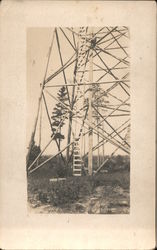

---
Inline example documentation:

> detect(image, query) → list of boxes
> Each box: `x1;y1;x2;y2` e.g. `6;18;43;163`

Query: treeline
28;146;130;179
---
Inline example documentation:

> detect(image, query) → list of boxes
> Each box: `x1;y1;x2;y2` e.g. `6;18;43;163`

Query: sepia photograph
0;1;156;249
27;27;130;214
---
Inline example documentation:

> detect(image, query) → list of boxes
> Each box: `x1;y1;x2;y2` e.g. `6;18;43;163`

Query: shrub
46;176;95;206
52;164;67;178
49;178;80;206
92;171;130;190
28;168;130;207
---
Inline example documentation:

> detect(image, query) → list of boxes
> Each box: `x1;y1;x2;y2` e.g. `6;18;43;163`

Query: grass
28;168;130;208
27;154;130;213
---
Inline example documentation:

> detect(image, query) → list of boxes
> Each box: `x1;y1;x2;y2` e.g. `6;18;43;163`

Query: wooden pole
97;122;100;168
88;29;93;176
96;87;100;168
45;79;130;88
39;97;42;147
102;122;105;162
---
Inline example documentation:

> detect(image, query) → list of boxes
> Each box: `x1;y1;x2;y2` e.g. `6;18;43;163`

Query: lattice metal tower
27;27;130;176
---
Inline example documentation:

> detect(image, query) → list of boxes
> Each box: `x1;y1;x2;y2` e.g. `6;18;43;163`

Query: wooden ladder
72;27;88;177
73;139;83;176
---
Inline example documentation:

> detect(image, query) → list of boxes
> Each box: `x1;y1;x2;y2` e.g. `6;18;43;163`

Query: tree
51;86;69;150
26;142;41;168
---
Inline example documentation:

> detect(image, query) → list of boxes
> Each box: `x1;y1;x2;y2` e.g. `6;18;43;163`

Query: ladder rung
73;169;81;172
73;174;81;176
73;171;81;174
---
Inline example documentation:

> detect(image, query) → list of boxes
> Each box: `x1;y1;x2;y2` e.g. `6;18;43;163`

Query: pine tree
51;86;69;149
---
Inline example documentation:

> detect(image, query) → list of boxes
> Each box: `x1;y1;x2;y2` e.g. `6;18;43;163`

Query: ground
27;168;130;214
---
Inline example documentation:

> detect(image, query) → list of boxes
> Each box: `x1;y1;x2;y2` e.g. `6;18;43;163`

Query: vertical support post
88;29;93;176
102;123;105;162
39;97;42;147
97;125;100;167
96;94;100;168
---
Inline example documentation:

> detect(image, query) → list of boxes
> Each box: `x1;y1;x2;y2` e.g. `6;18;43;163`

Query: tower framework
27;27;130;176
